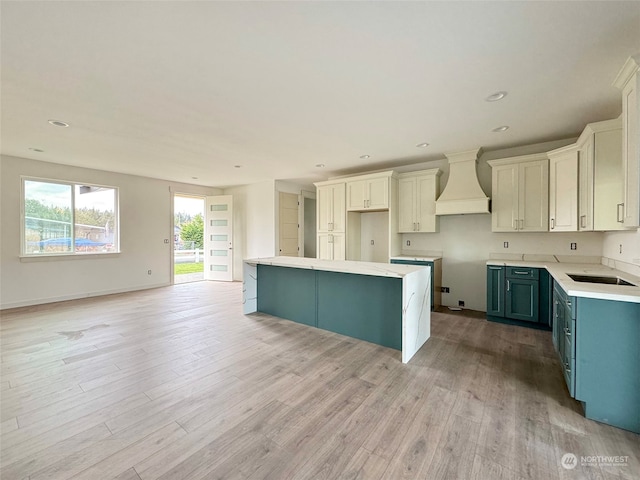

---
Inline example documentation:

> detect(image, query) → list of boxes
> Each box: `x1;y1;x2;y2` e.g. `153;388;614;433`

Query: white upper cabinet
315;181;345;233
346;172;392;211
613;54;640;228
488;154;549;232
577;118;624;231
397;169;441;233
548;145;579;232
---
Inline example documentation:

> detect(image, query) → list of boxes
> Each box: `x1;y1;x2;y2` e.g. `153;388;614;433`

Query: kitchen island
243;256;431;363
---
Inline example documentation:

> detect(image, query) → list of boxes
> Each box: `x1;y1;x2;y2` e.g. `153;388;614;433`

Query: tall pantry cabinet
314;180;346;260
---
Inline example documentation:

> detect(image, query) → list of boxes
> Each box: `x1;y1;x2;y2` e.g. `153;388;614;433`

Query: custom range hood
435;148;490;215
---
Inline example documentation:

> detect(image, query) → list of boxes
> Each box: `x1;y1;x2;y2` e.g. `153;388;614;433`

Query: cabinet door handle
580;215;586;228
617;203;624;223
513;270;529;275
567;300;572;307
513;219;518;230
413;223;416;231
417;222;420;231
519;219;523;230
563;327;571;337
506;280;510;291
550;218;555;230
488;266;502;270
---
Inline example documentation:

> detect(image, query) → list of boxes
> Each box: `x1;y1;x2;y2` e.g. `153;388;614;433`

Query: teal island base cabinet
553;281;640;434
243;257;431;363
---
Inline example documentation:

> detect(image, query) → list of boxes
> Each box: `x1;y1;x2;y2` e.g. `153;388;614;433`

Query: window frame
20;176;120;258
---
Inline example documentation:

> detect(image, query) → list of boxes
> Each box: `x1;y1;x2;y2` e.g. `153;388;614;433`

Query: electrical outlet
370;240;374;245
458;300;465;307
147;270;152;275
570;243;577;250
164;239;169;244
406;240;410;246
503;241;509;248
441;287;450;293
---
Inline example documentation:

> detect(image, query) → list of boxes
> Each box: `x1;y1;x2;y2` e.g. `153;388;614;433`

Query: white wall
0;155;219;309
602;228;640;276
224;180;276;281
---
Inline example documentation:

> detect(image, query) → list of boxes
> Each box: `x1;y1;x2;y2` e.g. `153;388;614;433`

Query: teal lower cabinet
486;266;505;317
486;266;551;328
505;278;539;322
257;265;403;351
552;281;640;433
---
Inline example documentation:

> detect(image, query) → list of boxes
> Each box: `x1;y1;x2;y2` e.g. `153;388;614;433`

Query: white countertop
486;259;640;303
390;255;442;262
245;256;427;279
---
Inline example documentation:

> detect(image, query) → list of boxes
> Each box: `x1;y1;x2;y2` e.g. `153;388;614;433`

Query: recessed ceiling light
48;119;69;127
492;125;510;132
315;164;325;168
416;143;429;148
360;155;371;159
234;165;242;168
29;147;44;152
485;91;508;102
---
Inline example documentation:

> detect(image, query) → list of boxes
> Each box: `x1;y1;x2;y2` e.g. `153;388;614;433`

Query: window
22;178;119;256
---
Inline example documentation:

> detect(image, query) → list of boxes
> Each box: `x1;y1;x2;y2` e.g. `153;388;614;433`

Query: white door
279;192;299;256
204;195;233;281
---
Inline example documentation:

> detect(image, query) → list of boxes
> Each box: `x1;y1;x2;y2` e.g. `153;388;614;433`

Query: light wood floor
1;281;638;480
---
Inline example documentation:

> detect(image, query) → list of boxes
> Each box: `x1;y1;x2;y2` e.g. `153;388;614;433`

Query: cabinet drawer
562;348;575;397
506;267;539;279
563;316;575;340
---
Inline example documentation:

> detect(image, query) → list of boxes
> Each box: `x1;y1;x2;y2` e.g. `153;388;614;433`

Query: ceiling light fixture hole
485;91;507;102
48;119;69;127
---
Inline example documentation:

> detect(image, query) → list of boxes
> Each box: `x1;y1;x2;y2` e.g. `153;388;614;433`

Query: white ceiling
2;1;639;188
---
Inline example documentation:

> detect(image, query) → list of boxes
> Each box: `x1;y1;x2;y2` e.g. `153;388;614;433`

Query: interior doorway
303;197;316;258
174;194;205;284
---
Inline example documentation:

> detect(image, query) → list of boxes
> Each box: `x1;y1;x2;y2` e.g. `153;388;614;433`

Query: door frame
299;190;316;257
170;190;207;285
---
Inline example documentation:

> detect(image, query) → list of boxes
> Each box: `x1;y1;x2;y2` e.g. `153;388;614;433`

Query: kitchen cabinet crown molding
397;168;442;179
612;54;640;90
576;117;622;146
547;142;580;158
487;152;549;167
314;178;346;187
325;170;397;183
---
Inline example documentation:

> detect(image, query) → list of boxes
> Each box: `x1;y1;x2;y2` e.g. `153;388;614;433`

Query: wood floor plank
1;423;112;479
1;281;637;480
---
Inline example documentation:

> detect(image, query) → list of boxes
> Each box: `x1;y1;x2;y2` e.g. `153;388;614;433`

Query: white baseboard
0;282;171;311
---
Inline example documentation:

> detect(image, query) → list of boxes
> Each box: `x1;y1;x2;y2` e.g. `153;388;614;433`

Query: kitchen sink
567;274;637;287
